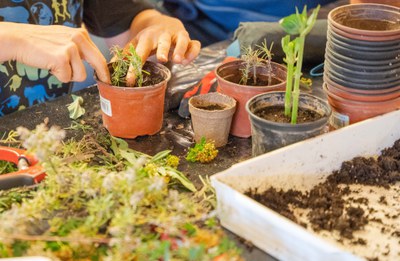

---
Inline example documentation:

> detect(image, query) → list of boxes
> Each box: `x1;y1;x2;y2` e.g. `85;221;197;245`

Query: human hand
128;10;201;64
0;22;110;84
124;10;201;86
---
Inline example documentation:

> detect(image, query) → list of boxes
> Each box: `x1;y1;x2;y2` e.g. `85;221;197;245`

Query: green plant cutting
0;124;242;260
110;43;149;87
280;5;320;124
186;137;219;163
239;39;274;86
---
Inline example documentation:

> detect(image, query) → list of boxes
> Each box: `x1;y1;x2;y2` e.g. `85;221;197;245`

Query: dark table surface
0;69;325;259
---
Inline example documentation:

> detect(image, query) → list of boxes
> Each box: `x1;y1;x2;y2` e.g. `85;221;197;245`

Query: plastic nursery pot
96;61;171;139
324;63;400;90
350;0;400;8
323;74;400;96
328;27;400;48
325;86;400;125
324;54;400;82
323;81;400;103
188;92;236;147
328;4;400;41
215;60;287;138
246;91;331;156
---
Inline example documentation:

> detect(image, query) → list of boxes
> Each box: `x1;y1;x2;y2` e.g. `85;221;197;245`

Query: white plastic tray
211;110;400;261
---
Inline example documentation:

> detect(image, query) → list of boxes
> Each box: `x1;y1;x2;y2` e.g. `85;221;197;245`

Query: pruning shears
0;146;45;190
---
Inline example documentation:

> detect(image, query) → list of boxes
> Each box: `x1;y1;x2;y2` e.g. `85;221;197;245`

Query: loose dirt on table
246;139;400;261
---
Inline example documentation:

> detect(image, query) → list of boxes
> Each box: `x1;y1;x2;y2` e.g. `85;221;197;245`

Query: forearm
0;22;22;62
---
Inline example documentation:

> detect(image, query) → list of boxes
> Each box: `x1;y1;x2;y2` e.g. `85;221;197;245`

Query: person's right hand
0;22;110;84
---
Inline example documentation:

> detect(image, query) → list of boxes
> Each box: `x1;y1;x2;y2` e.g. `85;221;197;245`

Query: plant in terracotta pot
246;5;331;156
215;41;287;138
96;44;171;139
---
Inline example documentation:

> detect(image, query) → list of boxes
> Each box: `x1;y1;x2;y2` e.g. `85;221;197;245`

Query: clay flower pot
325;86;400;125
96;61;171;139
189;92;236;147
246;92;331;156
215;60;287;138
350;0;400;8
328;4;400;42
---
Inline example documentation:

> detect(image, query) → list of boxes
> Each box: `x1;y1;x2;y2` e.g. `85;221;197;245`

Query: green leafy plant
0;124;242;260
280;5;320;124
239;39;274;86
110;43;149;87
186;137;218;163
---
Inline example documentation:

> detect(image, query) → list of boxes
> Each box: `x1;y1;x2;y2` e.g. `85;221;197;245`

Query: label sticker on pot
330;111;349;130
100;95;112;117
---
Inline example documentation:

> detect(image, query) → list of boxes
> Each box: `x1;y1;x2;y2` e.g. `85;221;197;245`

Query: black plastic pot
324;64;400;90
327;41;400;61
246;92;331;156
325;58;400;82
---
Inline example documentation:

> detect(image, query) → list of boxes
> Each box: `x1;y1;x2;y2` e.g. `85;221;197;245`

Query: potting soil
246;139;400;261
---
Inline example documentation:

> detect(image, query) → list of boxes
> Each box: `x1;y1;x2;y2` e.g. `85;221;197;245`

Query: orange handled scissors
0;146;45;190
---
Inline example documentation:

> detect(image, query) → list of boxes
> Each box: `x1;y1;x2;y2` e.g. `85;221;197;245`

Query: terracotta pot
350;0;400;8
323;81;400;103
328;4;400;41
215;60;287;138
96;62;171;139
189;92;236;147
325;87;400;125
246;92;331;156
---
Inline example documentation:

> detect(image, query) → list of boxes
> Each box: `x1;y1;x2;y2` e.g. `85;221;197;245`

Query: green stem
284;62;294;117
291;36;305;124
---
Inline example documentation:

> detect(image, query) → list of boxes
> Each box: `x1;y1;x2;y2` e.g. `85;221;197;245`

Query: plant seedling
110;43;149;87
280;5;320;124
239;39;274;86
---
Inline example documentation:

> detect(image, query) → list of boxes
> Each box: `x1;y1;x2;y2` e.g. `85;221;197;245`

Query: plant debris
186;137;219;163
0;123;242;260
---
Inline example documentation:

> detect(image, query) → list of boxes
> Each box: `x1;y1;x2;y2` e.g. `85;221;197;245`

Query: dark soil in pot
194;103;227;111
253;105;325;124
245;139;400;260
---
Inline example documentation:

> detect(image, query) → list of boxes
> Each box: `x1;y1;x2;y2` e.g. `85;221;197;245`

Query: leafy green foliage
280;5;320;124
0;160;17;175
111;43;149;87
0;124;241;260
186;137;218;163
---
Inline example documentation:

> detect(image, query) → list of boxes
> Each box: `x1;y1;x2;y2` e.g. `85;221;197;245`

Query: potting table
0;72;326;260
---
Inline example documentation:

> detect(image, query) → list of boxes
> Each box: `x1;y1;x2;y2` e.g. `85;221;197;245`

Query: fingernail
182;59;189;65
174;54;182;63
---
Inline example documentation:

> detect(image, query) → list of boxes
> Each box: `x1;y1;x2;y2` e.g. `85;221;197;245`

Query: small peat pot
96;61;171;139
246;92;331;156
189;92;237;147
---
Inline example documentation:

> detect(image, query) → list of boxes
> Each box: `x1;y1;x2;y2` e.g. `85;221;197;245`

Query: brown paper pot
189;92;237;147
96;62;171;139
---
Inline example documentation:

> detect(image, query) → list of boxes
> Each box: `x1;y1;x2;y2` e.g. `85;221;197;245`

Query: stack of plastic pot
324;3;400;128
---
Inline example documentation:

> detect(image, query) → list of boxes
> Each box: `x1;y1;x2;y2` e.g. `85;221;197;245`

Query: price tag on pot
100;95;112;117
330;111;349;130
